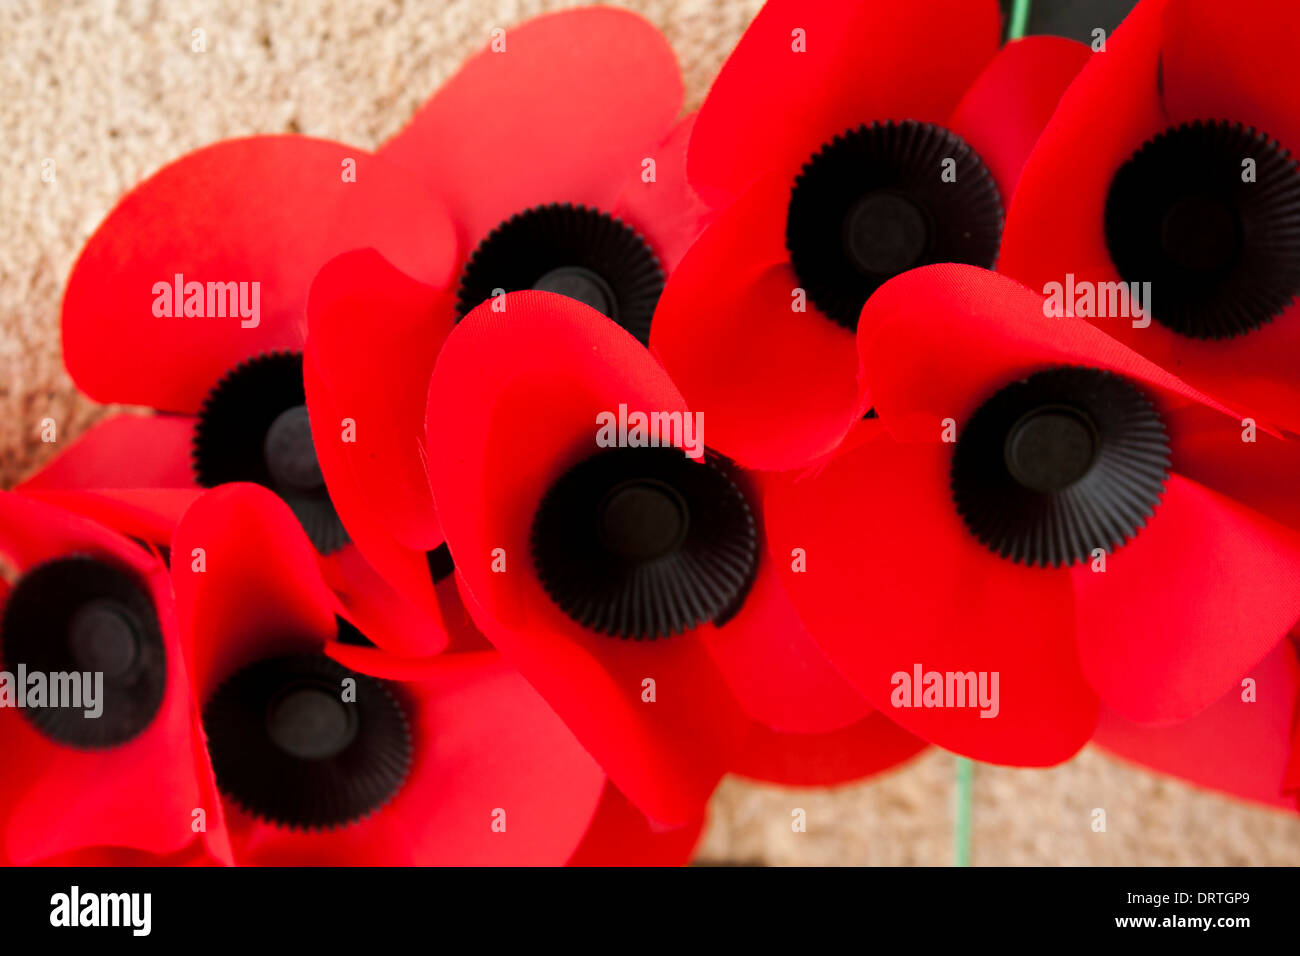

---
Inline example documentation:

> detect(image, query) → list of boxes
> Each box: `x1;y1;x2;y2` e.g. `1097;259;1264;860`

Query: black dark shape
786;121;1003;330
456;203;665;345
333;616;375;648
0;556;165;747
531;446;758;639
426;543;455;584
203;653;411;829
951;366;1170;567
1104;120;1300;339
192;352;349;553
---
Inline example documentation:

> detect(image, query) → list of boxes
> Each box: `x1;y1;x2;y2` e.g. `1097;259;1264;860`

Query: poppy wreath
1000;0;1300;436
764;264;1300;766
171;482;703;865
10;0;1300;869
649;0;1094;471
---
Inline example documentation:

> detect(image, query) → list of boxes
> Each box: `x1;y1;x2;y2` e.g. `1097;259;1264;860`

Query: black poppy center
266;681;358;760
843;191;930;276
787;121;1003;330
0;557;166;748
67;599;141;678
532;266;618;318
203;653;411;829
951;367;1170;567
531;447;758;639
598;479;689;561
457;203;665;345
263;405;325;493
1003;405;1100;493
193;352;349;553
1105;120;1300;339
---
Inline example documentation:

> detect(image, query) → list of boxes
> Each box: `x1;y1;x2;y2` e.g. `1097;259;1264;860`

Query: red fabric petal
63;136;458;413
764;422;1098;765
305;249;452;552
302;356;442;650
317;545;449;658
702;526;875;735
378;7;682;250
427;293;748;824
649;174;861;471
1163;402;1300;527
171;484;339;704
688;0;1001;205
567;781;703;866
18;413;196;489
946;36;1094;205
859;264;1234;443
1161;0;1300;156
610;112;711;275
1073;474;1300;724
1095;637;1300;812
228;652;606;865
0;492;221;864
733;712;929;788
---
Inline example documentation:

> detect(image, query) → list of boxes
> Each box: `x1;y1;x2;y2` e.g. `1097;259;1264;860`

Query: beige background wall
3;0;1298;864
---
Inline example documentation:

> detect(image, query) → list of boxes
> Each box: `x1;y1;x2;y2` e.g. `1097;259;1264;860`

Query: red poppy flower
174;482;698;864
649;0;1094;471
55;134;461;657
1001;0;1300;435
303;9;707;632
0;491;230;866
423;289;928;824
765;264;1300;765
1095;633;1300;813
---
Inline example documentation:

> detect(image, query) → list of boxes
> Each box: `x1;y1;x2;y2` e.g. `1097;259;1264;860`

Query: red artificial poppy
54;134;461;657
303;8;708;629
1095;633;1300;813
1001;0;1300;435
423;289;926;825
0;491;230;866
173;482;699;865
650;0;1094;471
765;264;1300;766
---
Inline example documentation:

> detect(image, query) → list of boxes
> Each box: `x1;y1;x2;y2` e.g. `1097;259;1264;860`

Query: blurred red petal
63;137;457;413
379;7;682;250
